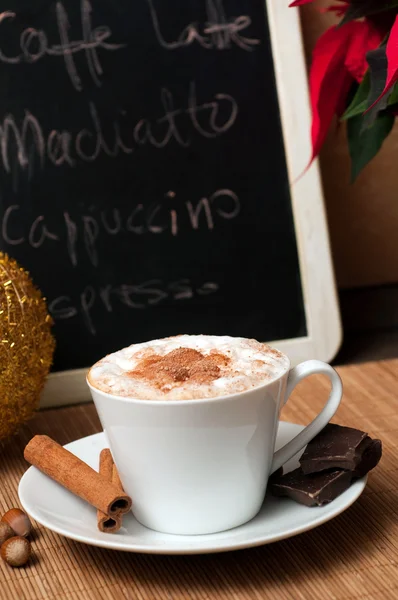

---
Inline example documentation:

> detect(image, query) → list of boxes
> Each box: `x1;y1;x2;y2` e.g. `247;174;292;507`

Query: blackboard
0;0;339;379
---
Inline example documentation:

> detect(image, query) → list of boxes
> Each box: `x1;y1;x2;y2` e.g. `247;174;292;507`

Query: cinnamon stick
112;463;123;491
24;436;132;517
97;449;122;533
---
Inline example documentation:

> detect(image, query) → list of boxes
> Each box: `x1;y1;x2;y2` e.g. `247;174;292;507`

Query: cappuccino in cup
87;335;342;535
88;334;290;400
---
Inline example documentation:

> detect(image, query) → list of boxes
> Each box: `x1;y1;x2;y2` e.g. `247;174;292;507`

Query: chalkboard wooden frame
40;0;341;408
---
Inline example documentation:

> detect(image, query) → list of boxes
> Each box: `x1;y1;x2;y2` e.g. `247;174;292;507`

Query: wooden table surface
0;359;397;600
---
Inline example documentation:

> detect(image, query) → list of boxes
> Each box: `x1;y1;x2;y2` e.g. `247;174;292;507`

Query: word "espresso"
50;279;219;335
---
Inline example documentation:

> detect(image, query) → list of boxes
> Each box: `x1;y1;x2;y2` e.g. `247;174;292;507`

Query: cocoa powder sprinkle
127;348;230;390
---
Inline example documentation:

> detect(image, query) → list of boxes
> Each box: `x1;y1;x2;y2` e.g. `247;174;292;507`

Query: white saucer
19;422;366;555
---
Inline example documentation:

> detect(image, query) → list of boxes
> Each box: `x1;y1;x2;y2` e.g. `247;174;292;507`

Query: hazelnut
1;508;32;537
1;536;31;567
0;522;14;545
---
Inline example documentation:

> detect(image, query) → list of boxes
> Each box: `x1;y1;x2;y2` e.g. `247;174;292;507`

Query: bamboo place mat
0;359;397;600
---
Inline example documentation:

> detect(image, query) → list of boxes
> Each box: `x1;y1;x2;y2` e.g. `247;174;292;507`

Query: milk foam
88;335;289;400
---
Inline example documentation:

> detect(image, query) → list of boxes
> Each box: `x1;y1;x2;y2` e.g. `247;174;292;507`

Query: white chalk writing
0;83;238;181
1;188;240;266
147;0;260;51
0;0;125;91
0;0;258;345
49;279;220;334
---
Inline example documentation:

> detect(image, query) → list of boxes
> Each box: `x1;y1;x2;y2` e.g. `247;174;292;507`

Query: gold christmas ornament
0;253;55;441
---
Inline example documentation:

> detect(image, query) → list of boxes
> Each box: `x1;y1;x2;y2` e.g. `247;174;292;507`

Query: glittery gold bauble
0;253;55;441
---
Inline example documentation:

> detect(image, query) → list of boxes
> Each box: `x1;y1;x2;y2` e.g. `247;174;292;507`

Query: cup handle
270;360;343;474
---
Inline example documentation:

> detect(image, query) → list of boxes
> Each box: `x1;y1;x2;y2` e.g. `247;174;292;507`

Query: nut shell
1;508;32;537
0;521;14;545
1;536;31;567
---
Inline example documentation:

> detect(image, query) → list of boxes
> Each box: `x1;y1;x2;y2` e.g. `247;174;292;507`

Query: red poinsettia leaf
336;73;354;118
368;16;398;110
308;24;355;161
289;1;315;6
344;21;384;83
322;5;348;17
290;0;348;8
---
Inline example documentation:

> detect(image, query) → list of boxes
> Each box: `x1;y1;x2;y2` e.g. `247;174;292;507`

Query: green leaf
342;74;370;121
362;47;390;129
347;112;394;181
387;83;398;106
341;46;391;126
340;0;398;25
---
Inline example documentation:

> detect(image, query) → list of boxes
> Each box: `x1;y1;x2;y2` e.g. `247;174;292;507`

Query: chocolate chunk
268;467;283;482
353;439;382;478
300;424;369;474
270;468;352;506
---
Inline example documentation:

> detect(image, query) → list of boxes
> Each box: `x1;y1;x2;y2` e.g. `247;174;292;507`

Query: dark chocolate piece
353;439;382;478
300;424;369;474
268;467;283;482
270;468;352;506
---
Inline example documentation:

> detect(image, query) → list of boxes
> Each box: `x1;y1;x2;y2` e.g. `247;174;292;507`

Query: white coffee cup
87;357;342;535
